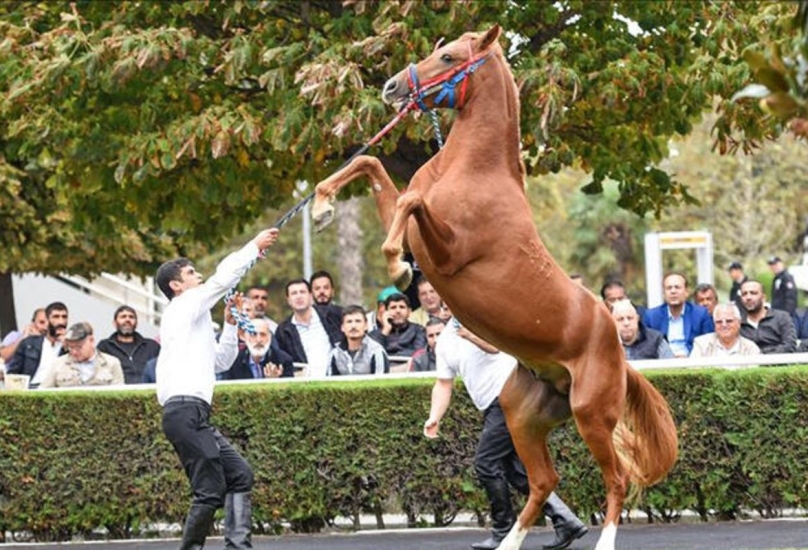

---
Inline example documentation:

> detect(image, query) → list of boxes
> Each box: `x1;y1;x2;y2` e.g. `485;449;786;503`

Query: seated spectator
409;276;451;326
738;280;797;354
369;292;427;358
96;305;160;384
693;283;718;316
367;286;398;331
39;322;124;388
245;284;278;332
328;305;389;376
8;301;70;387
691;303;760;358
611;300;674;360
310;270;337;306
0;308;48;368
220;317;294;379
643;272;714;357
274;278;342;378
411;317;446;372
600;279;627;311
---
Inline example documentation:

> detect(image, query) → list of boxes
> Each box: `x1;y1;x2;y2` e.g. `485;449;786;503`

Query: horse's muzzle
381;75;406;105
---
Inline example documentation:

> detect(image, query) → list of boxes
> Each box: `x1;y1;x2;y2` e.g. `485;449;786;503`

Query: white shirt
156;242;258;405
294;310;332;379
666;309;687;356
30;338;62;386
435;321;517;411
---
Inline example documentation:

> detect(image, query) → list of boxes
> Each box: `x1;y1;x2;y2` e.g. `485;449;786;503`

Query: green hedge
1;367;807;540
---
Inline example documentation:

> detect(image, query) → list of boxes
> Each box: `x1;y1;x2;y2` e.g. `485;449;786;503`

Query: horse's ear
479;25;502;51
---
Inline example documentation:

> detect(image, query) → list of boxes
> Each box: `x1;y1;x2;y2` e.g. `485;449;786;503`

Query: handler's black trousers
474;398;529;493
162;396;254;548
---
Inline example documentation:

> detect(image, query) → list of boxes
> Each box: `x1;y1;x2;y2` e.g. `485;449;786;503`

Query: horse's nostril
383;79;398;94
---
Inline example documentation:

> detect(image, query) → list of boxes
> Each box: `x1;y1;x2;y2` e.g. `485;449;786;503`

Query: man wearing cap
39;322;124;388
768;256;798;315
728;262;748;307
155;227;280;550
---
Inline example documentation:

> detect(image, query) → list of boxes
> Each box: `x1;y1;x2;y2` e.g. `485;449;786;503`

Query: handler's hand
224;292;243;326
423;417;440;439
253;228;280;253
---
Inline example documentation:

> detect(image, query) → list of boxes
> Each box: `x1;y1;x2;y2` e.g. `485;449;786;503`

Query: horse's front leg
312;155;400;232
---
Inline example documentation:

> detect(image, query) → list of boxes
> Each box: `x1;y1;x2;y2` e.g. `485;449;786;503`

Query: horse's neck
445;55;523;181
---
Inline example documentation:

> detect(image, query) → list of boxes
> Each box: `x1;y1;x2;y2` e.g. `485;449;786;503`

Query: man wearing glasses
691;303;760;358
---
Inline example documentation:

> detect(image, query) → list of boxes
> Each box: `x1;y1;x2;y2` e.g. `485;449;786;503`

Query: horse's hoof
312;202;335;233
392;263;413;291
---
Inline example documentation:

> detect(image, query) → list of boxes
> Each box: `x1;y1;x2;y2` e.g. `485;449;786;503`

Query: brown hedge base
1;367;807;541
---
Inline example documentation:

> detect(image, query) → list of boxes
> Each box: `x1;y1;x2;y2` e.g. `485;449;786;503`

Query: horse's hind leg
380;190;423;290
312;155;400;232
570;358;628;550
496;366;579;550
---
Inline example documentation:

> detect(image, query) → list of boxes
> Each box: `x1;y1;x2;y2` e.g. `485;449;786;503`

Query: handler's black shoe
471;536;502;550
541;523;588;550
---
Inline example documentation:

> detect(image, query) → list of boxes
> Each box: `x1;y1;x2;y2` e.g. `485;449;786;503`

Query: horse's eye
440;54;453;63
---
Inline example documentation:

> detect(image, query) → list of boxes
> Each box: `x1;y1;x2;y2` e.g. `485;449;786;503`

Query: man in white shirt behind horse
424;319;588;550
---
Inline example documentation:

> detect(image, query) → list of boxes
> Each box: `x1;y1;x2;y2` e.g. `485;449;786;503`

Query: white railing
18;353;808;393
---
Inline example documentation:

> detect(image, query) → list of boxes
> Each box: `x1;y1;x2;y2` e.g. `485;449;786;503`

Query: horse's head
382;25;502;112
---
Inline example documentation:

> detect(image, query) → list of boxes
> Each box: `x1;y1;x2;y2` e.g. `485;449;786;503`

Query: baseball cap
64;322;93;342
728;262;743;271
376;285;398;303
767;256;782;265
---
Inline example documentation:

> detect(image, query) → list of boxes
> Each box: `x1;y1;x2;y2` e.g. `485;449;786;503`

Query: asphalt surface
2;520;807;549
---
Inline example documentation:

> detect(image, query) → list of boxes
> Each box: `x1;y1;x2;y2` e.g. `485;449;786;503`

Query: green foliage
0;1;782;279
2;368;808;540
727;2;808;142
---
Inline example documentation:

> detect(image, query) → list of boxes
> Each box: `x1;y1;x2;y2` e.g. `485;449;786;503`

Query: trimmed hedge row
1;367;807;540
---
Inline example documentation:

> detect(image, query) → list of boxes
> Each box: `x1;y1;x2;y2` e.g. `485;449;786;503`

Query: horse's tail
613;366;678;488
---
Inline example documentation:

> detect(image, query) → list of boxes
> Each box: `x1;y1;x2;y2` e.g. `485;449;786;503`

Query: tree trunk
337;197;364;307
0;272;18;337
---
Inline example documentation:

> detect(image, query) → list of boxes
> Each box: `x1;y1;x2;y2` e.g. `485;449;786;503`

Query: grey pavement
2;520;807;549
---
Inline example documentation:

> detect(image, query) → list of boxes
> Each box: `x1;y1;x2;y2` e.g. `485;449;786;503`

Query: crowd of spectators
3;255;808;389
0;269;458;388
602;257;807;363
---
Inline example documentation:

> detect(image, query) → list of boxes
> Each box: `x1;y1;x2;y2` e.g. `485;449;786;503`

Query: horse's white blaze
497;520;529;550
594;522;617;550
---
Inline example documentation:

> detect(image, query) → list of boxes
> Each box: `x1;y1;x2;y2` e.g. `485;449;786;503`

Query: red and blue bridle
406;47;489;112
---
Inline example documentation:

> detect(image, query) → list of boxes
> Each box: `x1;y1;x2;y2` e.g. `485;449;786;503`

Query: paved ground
2;520;807;549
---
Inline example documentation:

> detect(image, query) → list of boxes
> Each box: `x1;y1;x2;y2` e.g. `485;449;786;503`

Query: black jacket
220;345;295;379
274;304;343;363
96;332;161;384
740;308;797;354
8;335;65;377
369;322;427;357
771;270;798;315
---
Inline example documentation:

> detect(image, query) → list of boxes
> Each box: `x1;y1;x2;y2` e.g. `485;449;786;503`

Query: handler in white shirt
155;227;279;550
423;319;587;550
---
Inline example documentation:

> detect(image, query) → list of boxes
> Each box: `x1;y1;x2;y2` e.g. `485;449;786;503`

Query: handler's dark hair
156;258;192;300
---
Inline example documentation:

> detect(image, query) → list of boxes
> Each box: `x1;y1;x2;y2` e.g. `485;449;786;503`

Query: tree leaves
0;0;791;279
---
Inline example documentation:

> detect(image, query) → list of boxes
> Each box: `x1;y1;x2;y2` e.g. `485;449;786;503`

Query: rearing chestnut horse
312;25;677;550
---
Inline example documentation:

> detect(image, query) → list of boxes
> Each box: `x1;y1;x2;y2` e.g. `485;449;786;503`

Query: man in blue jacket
642;272;714;357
